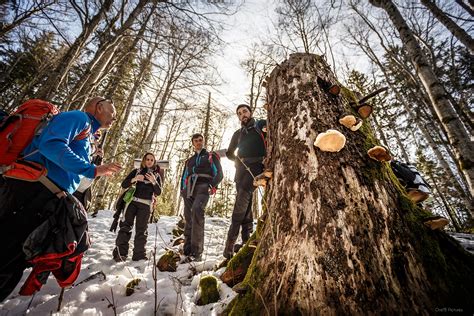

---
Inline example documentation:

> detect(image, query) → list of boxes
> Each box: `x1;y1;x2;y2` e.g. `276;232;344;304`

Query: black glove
110;218;119;232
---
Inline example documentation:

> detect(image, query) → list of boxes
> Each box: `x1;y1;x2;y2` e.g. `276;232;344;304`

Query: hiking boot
182;254;202;263
132;255;148;261
223;239;235;259
233;244;242;253
113;255;127;263
112;247;127;262
423;216;449;230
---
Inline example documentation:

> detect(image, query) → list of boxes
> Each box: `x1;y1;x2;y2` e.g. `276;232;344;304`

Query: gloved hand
209;186;217;195
110;218;119;232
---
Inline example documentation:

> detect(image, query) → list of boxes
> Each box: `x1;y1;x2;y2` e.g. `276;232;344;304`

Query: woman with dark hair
112;152;161;262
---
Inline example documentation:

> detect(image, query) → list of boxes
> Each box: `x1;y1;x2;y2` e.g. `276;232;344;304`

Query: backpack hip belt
186;173;213;198
1;161;66;199
131;196;152;206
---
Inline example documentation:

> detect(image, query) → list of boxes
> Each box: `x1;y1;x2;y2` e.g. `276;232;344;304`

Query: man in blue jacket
180;133;223;261
0;97;121;302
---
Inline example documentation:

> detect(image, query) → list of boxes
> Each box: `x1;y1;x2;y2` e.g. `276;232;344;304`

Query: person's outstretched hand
96;163;122;177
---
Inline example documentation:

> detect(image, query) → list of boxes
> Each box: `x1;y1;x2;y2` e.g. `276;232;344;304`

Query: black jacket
180;149;223;191
226;118;266;161
121;167;162;200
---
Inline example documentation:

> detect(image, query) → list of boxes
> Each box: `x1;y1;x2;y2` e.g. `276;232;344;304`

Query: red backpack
0;99;59;166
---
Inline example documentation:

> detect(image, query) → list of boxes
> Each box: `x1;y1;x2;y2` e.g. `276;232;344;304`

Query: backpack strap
74;124;91;141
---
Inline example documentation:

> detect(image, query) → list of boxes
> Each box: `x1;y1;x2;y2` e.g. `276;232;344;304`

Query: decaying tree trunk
228;53;474;314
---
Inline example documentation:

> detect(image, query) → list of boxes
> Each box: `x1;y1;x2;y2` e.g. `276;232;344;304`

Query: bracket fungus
407;188;430;203
314;129;346;152
253;170;273;187
357;104;373;119
367;146;392;162
339;115;363;131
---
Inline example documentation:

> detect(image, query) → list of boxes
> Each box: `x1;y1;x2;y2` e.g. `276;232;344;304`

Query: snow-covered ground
0;210;237;315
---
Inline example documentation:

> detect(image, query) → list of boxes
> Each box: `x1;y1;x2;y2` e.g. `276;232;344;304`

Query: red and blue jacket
22;111;100;193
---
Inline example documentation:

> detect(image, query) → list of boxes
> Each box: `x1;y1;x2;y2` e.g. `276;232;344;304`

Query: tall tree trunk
35;0;114;100
141;78;175;152
229;53;474;314
420;0;474;54
455;0;474;17
67;0;153;108
108;45;156;158
369;0;474;213
203;92;211;147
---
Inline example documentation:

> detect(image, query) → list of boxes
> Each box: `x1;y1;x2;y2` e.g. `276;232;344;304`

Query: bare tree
420;0;474;55
67;0;154;108
35;0;114;101
0;1;55;38
368;0;474;213
240;47;273;111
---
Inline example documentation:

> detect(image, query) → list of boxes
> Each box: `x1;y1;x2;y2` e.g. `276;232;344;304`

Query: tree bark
420;0;474;54
229;53;474;314
203;92;211;147
35;0;114;100
369;0;474;213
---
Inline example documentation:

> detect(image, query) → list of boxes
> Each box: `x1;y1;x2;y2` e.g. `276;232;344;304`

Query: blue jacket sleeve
37;111;96;178
180;161;188;191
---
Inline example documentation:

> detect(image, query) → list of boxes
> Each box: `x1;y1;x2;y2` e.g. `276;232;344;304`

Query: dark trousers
223;160;262;258
113;200;151;260
223;187;254;257
182;184;210;257
0;178;56;302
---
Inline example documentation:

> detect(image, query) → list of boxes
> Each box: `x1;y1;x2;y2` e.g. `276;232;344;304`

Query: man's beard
241;116;250;124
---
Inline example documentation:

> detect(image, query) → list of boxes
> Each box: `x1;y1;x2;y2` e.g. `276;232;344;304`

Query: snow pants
113;200;151;260
182;183;210;257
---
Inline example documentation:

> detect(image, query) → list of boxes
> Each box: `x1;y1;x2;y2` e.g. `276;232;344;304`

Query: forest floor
0;211;472;315
0;210;237;315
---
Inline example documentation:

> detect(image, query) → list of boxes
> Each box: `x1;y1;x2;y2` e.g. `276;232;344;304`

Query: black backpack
390;160;431;193
0;109;7;121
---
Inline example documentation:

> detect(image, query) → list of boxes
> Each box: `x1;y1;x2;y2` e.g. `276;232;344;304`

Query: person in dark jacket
73;130;103;213
180;133;223;261
112;152;162;262
223;104;266;259
0;97;121;302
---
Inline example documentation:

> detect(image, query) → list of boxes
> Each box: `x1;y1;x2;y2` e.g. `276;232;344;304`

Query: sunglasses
96;98;113;106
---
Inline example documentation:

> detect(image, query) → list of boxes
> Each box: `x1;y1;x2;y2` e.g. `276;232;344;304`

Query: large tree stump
229;53;474;314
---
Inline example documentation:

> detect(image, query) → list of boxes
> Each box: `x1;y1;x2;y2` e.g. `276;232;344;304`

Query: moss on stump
197;275;220;305
157;249;180;272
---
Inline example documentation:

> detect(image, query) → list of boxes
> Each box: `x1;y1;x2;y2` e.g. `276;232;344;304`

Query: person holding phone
112;152;161;262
